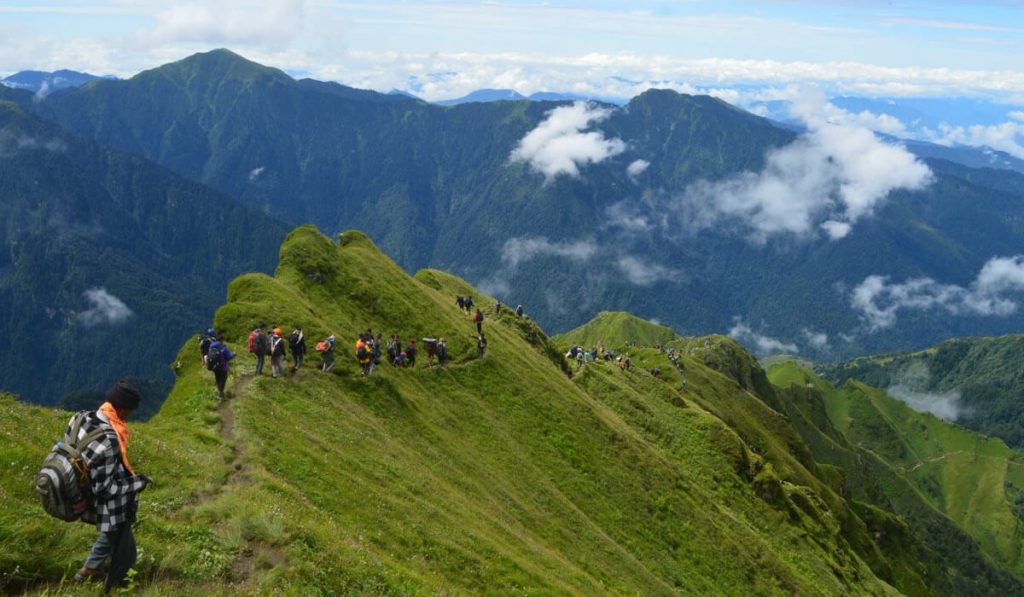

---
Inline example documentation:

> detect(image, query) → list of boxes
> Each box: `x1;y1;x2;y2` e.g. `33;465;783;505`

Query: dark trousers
255;353;265;374
214;368;228;397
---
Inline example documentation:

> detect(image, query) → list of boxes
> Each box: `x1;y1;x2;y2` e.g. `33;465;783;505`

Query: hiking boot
74;567;102;582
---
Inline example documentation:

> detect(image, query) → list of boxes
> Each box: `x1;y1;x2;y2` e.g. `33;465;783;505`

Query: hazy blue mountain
0;98;286;414
902;139;1024;175
1;69;113;94
437;88;527;105
27;49;1024;362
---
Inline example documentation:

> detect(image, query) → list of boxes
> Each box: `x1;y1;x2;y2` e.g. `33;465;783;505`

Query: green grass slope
769;362;1024;587
4;225;1014;595
819;335;1024;450
553;311;678;349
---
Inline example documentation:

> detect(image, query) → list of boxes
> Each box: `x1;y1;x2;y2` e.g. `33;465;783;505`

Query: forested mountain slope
29;50;1024;360
0;97;287;413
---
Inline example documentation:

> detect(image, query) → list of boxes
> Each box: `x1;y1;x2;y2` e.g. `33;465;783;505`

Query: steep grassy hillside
3;226;1021;595
553;310;678;348
770;362;1024;583
819;335;1024;450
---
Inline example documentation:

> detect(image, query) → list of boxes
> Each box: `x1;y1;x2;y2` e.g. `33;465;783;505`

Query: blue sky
1;0;1022;101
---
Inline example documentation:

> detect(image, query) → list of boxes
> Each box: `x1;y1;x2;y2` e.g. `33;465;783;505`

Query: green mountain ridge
3;226;1023;594
770;362;1024;585
553;310;678;348
819;335;1024;450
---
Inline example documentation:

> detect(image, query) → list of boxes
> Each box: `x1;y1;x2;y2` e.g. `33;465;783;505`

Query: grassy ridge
769;362;1024;589
553;311;678;349
3;225;1018;594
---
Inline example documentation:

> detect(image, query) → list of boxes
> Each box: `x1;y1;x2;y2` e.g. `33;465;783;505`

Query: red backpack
247;330;259;353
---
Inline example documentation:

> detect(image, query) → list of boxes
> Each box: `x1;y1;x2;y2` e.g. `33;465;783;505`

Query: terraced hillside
2;226;1020;594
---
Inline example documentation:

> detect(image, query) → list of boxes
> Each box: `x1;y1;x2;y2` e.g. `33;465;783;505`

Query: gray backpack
34;412;106;521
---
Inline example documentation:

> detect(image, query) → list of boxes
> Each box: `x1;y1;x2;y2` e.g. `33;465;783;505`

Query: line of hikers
195;294;512;396
198;324;460;394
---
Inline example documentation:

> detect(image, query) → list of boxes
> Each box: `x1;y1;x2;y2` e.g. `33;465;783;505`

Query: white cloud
923;120;1024;160
78;288;133;327
728;320;798;355
1009;111;1024;122
887;384;964;421
146;0;307;47
0;132;67;157
509;101;626;182
852;255;1024;330
627;159;650;178
678;88;932;243
249;166;264;181
802;329;830;351
615;256;680;286
605;202;653;233
500;236;597;269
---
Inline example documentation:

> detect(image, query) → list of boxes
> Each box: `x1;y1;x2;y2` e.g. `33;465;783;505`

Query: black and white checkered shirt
66;410;148;532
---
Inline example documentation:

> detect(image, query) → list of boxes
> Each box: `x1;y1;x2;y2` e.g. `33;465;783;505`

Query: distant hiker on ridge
515;304;524;318
437;338;448;367
289;327;306;371
424;337;438;367
270;328;287;378
318;335;337;372
405;340;417;367
477;333;487;359
207;334;235;399
473;308;484;334
248;322;269;375
198;327;215;368
356;334;372;375
70;381;154;589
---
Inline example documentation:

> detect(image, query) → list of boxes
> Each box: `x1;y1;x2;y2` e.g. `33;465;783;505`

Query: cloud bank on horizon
2;0;1023;103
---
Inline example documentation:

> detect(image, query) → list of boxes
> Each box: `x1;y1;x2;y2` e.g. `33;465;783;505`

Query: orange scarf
99;402;135;475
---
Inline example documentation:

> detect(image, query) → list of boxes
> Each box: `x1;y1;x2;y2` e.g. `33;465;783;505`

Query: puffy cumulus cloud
887;385;965;421
678;89;932;243
627;159;650;178
510;102;626;182
78;288;133;327
249;166;265;181
500;236;597;269
728;320;798;355
615;256;680;286
852;255;1024;330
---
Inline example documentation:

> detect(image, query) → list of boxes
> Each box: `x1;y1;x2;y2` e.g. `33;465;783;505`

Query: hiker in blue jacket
208;334;236;399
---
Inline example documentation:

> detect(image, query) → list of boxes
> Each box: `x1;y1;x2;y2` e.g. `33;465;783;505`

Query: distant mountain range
1;69;115;94
4;48;1024;406
437;88;617;106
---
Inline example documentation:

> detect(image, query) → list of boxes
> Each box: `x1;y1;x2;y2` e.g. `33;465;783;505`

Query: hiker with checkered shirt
71;381;154;588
